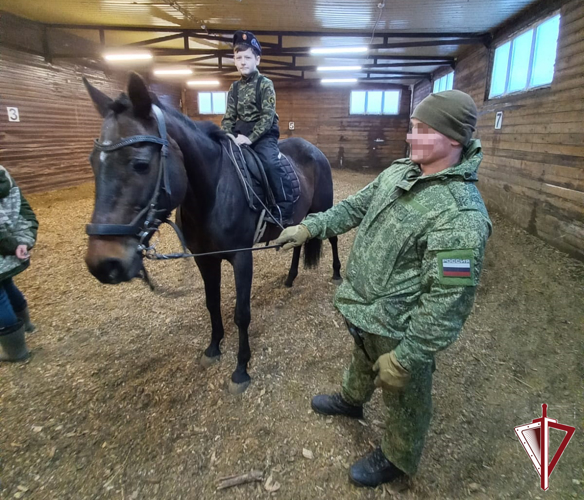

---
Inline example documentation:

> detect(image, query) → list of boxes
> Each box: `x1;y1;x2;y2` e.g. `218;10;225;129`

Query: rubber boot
15;306;35;333
0;320;30;362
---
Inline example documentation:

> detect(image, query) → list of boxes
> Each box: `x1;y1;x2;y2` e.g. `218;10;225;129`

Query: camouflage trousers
341;329;433;476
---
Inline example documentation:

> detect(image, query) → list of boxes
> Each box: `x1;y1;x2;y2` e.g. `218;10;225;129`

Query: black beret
233;30;262;55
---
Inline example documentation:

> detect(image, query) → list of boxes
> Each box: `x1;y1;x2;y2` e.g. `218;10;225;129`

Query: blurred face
406;118;460;165
234;48;260;76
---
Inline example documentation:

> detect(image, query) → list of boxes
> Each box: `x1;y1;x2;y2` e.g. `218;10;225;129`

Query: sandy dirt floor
0;169;583;500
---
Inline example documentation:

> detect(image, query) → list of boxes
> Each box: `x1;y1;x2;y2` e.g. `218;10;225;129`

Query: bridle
85;104;173;247
85;104;285;269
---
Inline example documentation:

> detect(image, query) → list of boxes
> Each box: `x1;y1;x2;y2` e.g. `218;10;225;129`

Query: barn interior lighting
321;78;358;84
187;80;221;86
154;68;193;76
103;52;153;61
317;65;362;72
310;46;368;55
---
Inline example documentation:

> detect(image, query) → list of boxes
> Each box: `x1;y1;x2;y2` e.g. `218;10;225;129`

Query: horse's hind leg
284;246;302;287
329;236;342;285
229;251;253;394
196;256;224;368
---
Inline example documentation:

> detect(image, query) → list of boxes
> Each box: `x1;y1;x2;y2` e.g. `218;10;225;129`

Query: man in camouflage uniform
221;30;294;226
275;90;492;487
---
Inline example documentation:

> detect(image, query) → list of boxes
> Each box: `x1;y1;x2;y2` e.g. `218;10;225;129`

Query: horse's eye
133;161;150;174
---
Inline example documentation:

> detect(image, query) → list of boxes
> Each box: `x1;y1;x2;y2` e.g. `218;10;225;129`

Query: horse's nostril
98;258;125;284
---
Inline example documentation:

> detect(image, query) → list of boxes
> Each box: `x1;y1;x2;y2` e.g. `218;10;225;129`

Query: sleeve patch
437;249;475;286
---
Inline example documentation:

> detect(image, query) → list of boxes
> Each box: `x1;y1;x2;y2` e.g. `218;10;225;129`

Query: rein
139;218;283;261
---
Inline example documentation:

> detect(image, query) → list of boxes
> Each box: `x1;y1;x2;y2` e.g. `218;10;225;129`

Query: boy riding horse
221;30;294;226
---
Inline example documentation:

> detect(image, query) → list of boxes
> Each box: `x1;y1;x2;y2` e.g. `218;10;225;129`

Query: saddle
224;137;301;214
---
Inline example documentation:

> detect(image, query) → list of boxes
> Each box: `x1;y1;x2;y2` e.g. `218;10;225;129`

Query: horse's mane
109;92;228;145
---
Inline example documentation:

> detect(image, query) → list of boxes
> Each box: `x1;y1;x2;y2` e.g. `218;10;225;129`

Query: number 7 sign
495;111;503;130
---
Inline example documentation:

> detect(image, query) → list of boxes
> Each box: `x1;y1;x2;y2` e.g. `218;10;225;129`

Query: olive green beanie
411;90;478;146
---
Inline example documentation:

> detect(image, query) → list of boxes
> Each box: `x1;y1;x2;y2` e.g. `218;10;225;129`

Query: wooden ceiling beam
46;23;489;41
123;33;185;47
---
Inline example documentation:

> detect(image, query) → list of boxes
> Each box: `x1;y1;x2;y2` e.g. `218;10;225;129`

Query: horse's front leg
228;250;253;394
195;256;224;368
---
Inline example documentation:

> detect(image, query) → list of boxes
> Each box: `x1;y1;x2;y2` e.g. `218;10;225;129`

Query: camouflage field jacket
302;140;492;370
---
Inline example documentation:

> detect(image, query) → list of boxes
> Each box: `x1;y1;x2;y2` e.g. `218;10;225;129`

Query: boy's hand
235;135;252;146
16;245;30;260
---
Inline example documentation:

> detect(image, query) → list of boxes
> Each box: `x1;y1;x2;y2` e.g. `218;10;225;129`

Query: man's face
234;48;260;76
406;118;459;165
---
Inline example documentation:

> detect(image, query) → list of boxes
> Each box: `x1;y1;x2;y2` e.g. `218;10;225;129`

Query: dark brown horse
83;73;341;393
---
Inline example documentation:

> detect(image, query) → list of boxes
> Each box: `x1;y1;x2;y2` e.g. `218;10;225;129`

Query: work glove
373;351;410;392
274;224;311;250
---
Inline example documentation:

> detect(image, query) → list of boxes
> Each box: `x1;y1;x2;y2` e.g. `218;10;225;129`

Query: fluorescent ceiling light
317;65;362;72
321;78;358;84
187;80;220;86
104;52;153;61
310;46;368;55
154;68;193;76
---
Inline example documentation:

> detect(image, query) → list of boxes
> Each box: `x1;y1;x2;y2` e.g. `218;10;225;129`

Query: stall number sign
7;107;20;122
495;111;503;130
289;122;295;130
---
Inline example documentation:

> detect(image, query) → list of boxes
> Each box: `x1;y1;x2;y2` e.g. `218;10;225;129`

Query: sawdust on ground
1;169;583;500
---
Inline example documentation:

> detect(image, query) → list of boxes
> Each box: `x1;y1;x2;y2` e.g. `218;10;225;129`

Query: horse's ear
128;72;152;118
83;77;113;118
149;91;162;107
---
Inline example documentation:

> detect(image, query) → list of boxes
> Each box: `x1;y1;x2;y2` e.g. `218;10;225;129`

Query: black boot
349;447;405;488
311;392;364;419
0;320;29;362
16;306;35;333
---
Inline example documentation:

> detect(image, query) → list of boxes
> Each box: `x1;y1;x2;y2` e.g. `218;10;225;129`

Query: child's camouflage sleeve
221;83;237;134
248;78;276;143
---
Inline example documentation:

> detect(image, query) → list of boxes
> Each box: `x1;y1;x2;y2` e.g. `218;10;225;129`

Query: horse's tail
303;238;322;269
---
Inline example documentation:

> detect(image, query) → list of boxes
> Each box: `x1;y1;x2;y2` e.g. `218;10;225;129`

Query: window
489;14;560;98
198;92;227;114
433;72;454;93
350;90;400;115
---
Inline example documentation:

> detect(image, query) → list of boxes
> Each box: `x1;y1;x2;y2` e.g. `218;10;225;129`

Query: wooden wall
412;0;584;260
185;80;411;171
412;79;431;110
0;46;181;194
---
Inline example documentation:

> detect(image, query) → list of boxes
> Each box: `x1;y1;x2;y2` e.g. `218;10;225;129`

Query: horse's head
83;73;187;284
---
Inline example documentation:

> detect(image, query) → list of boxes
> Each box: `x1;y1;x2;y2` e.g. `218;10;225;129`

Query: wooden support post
181;85;188;115
42;26;52;64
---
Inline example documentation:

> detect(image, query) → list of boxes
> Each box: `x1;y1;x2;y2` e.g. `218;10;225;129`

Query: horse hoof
228;379;251;395
284;280;294;288
332;277;343;286
200;354;221;369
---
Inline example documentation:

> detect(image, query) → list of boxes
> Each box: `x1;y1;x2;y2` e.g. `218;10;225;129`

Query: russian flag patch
437;250;475;286
442;258;472;278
